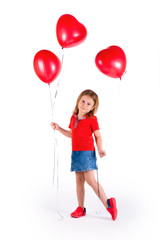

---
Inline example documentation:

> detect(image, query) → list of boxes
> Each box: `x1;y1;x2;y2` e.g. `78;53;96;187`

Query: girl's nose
84;103;87;107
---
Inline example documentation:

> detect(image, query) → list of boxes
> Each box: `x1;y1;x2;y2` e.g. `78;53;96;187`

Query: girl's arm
94;130;106;158
50;122;72;138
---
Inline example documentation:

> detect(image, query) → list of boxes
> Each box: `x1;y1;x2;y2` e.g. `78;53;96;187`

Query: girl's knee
84;171;96;186
76;172;85;184
85;176;97;187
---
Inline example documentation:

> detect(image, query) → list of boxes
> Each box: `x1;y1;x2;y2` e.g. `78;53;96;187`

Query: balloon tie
121;70;127;80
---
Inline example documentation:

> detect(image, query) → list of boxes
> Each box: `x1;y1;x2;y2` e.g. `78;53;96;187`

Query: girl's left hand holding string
98;149;106;158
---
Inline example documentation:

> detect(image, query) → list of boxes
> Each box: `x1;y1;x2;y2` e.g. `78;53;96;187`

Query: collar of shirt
73;114;86;120
73;113;93;119
73;114;86;128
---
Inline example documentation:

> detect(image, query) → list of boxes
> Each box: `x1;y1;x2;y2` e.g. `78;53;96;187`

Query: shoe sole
71;212;86;218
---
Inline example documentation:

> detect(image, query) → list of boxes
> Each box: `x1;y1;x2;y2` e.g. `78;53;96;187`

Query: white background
0;0;160;239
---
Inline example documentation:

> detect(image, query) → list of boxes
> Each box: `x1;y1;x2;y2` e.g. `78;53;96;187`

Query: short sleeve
91;117;99;132
68;115;73;129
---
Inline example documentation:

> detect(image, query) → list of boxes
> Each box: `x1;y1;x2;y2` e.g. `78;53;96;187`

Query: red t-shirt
69;114;99;151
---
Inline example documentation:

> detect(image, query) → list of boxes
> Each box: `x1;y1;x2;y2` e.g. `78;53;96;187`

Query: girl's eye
82;100;85;103
87;103;91;106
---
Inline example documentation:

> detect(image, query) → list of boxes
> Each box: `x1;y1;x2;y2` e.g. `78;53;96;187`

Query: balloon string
49;48;65;221
52;130;56;185
51;48;65;183
49;84;56;188
54;131;64;220
49;84;54;121
104;79;121;152
49;47;65;120
96;166;101;215
53;49;64;107
96;78;123;214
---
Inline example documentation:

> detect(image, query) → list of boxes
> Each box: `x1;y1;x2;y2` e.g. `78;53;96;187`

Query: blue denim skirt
71;151;98;172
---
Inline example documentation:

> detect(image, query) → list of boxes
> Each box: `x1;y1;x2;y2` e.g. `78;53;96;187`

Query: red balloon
56;14;87;48
33;50;61;84
95;46;127;79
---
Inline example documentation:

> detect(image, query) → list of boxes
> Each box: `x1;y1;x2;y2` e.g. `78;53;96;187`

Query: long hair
73;89;99;117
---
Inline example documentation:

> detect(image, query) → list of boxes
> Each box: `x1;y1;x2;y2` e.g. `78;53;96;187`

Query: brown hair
73;89;99;117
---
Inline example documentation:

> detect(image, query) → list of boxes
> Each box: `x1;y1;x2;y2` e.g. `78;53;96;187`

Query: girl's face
78;95;94;116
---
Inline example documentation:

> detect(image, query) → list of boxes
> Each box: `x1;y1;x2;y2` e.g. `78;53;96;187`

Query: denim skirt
71;151;98;172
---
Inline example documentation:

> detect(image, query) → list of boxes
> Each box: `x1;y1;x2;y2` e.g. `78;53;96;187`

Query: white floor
1;155;159;240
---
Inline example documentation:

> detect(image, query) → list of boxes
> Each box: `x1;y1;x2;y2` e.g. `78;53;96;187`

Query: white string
96;166;101;215
49;48;65;221
49;84;54;121
49;90;64;221
49;48;64;120
104;79;121;152
54;132;64;220
96;75;125;215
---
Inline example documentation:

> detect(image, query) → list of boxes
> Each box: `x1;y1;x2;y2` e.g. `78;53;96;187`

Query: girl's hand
98;149;106;158
50;122;59;130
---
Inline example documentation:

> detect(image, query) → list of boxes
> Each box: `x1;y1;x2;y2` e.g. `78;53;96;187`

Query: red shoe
71;207;86;218
107;198;118;220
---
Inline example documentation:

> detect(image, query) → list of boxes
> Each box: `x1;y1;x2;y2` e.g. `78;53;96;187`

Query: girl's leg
84;170;108;208
75;172;85;208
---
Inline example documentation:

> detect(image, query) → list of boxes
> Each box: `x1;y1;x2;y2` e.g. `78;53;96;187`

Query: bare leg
84;170;108;208
75;172;85;208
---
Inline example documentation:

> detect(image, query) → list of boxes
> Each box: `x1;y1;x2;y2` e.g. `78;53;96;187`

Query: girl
50;89;117;220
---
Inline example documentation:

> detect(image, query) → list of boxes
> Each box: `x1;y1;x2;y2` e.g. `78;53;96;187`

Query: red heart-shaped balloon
95;46;127;79
33;50;61;84
56;14;87;48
